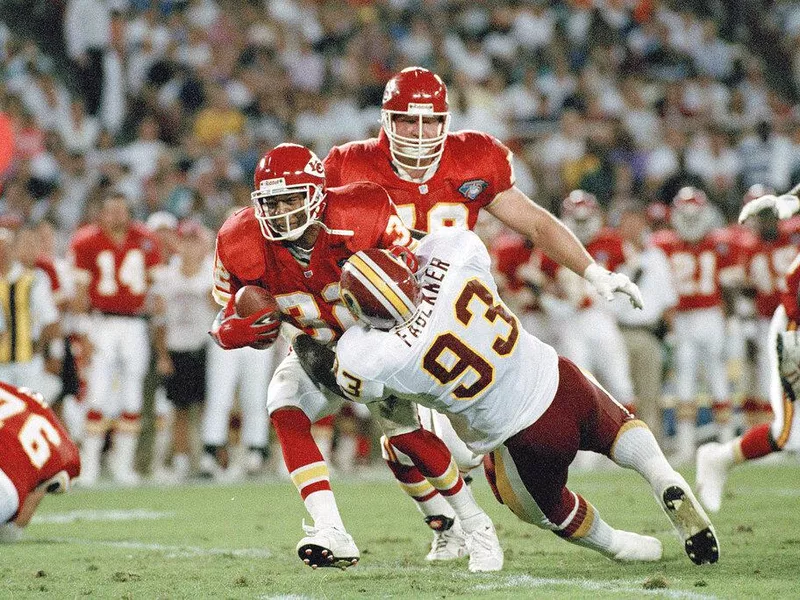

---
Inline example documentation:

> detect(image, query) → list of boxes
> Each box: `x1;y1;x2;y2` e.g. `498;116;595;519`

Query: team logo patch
458;179;488;200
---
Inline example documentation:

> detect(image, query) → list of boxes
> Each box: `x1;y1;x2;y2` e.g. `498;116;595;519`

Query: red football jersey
653;228;744;311
69;223;162;315
740;221;800;318
0;382;80;517
213;182;412;343
782;251;800;322
324;129;515;232
491;231;533;293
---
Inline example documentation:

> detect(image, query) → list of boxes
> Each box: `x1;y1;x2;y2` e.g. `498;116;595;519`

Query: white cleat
658;477;720;565
695;442;732;513
296;521;360;570
425;521;468;562
609;530;662;561
462;514;503;572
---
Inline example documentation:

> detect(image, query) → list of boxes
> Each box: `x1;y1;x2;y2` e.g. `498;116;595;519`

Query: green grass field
2;462;799;599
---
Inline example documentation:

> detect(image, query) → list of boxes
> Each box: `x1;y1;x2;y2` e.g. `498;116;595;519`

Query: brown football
235;286;280;319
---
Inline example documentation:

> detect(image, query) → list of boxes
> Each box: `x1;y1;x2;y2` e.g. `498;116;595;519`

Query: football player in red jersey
211;143;503;571
696;198;800;512
540;191;636;413
734;186;800;413
69;193;162;486
652;187;745;465
0;382;80;542
324;67;643;559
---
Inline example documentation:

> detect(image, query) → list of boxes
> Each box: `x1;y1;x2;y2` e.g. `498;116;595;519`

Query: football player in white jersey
317;228;720;565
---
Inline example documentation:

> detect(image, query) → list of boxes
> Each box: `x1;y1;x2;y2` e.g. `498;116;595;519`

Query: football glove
209;294;280;350
739;194;800;223
777;329;800;402
583;262;644;309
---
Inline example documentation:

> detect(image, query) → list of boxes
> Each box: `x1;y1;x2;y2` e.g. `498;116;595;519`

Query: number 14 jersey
335;228;558;454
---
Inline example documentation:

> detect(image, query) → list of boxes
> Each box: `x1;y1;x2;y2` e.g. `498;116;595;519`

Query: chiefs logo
303;156;325;178
382;79;399;104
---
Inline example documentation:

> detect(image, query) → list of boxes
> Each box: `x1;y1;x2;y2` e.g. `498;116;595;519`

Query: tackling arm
487;187;643;308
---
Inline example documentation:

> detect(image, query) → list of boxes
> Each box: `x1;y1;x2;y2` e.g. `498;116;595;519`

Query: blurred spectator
64;0;110;116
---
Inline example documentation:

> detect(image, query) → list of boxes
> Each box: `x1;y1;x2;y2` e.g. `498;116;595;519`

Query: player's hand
388;245;419;273
583;263;644;309
209;295;280;350
739;194;800;223
777;330;800;402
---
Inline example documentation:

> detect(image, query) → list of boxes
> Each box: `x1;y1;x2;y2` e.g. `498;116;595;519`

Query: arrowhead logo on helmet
251;144;327;241
381;67;451;171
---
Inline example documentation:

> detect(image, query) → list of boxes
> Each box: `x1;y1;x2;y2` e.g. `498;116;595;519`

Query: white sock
304;489;345;531
173;453;190;477
611;422;679;489
416;490;456;519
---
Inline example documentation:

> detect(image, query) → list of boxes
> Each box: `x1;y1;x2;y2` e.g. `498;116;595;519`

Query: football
234;285;280;319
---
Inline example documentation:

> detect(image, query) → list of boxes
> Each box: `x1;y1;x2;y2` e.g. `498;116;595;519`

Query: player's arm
487;187;643;308
32;270;64;374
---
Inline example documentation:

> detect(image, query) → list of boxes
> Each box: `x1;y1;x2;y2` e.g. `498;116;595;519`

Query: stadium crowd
1;0;800;484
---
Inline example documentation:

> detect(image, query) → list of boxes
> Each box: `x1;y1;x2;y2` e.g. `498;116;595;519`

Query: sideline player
69;193;162;485
211;143;502;571
696;197;800;512
324;66;643;558
0;382;81;542
323;228;718;565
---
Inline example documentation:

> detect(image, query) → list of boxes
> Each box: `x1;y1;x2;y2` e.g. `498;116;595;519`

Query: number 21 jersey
335;228;558;454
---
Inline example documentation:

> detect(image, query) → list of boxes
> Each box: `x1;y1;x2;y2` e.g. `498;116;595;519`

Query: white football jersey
335;228;559;453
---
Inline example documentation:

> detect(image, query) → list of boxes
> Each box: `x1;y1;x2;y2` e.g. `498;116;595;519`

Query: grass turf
2;461;799;599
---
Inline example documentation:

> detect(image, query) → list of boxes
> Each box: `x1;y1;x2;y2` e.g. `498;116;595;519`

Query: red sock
389;429;463;496
271;408;330;499
739;423;775;460
384;459;438;502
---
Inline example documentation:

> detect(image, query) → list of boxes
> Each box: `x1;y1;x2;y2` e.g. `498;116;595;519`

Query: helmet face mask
561;190;602;245
381;67;450;171
340;248;421;330
251;144;326;241
671;187;714;243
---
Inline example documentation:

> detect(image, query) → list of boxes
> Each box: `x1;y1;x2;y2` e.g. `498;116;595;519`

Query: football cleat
695;442;733;513
296;521;360;570
461;514;503;572
658;478;720;564
609;530;662;562
425;517;467;562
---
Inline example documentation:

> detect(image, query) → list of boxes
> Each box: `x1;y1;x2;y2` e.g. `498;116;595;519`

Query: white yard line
39;536;271;559
468;574;718;600
33;509;174;524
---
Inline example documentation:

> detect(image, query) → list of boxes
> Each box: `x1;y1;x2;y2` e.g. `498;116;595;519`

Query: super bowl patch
458;179;488;200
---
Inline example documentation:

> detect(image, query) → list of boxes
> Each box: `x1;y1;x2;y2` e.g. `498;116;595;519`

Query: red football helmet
381;66;451;171
251;143;326;241
560;190;603;245
671;186;715;242
340;248;421;330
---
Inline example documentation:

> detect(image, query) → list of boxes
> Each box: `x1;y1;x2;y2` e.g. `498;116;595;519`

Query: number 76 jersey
335;228;559;454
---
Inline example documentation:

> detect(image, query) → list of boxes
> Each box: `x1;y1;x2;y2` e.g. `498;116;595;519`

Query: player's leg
569;357;719;564
490;378;662;562
268;352;358;569
672;312;700;466
705;309;734;442
80;316;119;486
237;344;278;476
697;306;798;512
375;399;502;572
200;342;239;477
114;318;151;485
0;468;20;530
